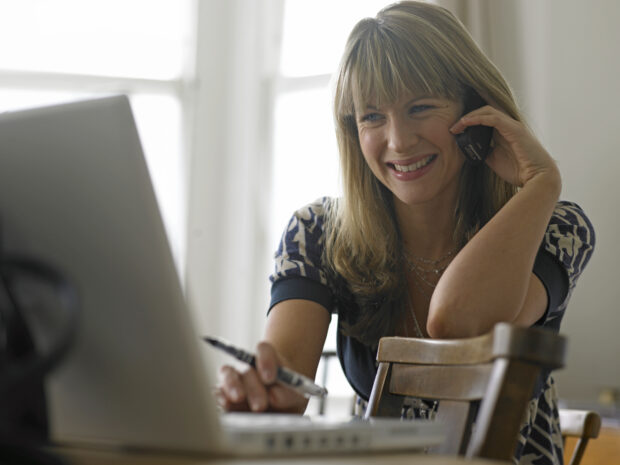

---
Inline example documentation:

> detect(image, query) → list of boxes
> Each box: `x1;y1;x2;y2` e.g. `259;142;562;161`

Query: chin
394;192;436;207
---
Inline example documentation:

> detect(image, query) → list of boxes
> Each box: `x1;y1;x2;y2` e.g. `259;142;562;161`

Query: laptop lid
0;96;224;453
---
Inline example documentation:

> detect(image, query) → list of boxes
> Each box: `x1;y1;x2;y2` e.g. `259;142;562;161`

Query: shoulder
549;201;594;231
270;197;339;286
289;197;337;228
281;197;339;245
544;201;595;284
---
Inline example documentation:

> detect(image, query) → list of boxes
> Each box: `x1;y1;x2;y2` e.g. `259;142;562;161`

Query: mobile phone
455;88;493;165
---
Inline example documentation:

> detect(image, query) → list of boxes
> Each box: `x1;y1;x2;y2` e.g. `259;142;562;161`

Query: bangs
336;16;462;119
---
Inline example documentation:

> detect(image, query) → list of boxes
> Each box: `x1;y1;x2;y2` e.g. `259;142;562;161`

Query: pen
203;336;328;398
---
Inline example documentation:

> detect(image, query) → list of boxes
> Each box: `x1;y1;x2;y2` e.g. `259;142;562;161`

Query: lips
389;154;437;173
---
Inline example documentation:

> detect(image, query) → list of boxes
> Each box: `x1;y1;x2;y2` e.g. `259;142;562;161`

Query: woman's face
355;92;464;209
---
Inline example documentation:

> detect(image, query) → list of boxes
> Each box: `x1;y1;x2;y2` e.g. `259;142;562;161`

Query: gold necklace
403;247;457;275
404;247;458;266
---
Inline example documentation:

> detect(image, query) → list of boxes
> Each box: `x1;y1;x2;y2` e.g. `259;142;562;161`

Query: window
270;0;398;413
0;0;195;276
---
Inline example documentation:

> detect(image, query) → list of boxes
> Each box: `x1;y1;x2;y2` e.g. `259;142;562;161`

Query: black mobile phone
455;89;493;165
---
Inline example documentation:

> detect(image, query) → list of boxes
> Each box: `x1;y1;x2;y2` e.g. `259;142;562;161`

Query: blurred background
1;0;618;419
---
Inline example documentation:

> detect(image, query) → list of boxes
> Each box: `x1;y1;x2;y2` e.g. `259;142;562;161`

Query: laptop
0;95;444;455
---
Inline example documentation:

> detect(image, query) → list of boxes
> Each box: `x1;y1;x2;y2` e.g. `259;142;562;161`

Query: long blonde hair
325;1;520;344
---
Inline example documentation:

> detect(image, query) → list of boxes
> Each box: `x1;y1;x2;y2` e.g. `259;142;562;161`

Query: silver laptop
0;96;444;455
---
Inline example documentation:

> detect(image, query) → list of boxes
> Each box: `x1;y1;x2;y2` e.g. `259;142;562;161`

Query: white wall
477;0;620;404
538;0;620;404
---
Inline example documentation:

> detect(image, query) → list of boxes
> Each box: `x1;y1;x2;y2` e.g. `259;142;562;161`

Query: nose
387;117;419;153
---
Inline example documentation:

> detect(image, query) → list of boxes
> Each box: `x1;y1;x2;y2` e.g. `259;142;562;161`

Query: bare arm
427;107;561;338
218;299;330;413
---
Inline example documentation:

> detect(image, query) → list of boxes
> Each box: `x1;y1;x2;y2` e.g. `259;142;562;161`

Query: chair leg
568;438;589;465
365;362;401;419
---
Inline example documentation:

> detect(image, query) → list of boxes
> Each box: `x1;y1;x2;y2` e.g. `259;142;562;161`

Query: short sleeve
542;201;595;294
534;201;595;328
268;198;334;313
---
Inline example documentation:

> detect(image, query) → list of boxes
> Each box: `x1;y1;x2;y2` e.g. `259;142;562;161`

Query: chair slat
389;364;493;401
377;333;494;365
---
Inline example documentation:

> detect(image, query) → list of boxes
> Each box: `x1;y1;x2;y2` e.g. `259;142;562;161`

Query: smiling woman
217;2;595;465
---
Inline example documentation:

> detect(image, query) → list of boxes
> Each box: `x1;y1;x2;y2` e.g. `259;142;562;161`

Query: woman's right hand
216;341;308;413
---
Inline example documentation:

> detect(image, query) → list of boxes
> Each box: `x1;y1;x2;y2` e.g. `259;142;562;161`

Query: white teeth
393;154;435;172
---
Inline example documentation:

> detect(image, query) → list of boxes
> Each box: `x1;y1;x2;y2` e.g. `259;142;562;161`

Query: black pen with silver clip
203;336;328;398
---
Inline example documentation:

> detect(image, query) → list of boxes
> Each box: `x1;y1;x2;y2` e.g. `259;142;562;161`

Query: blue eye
410;104;433;114
361;112;382;123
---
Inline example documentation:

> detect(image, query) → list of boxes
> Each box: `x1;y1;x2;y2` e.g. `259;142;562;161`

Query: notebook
0;95;444;455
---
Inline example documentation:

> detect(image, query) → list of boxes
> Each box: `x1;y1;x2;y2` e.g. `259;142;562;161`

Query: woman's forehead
357;89;438;107
352;86;456;112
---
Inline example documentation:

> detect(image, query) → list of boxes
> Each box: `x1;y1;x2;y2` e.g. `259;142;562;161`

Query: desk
59;447;510;465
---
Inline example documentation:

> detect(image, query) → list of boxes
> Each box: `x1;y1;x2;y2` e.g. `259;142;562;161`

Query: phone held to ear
455;89;493;165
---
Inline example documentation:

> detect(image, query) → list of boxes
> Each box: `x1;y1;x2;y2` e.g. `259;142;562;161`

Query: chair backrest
364;323;567;462
559;409;601;465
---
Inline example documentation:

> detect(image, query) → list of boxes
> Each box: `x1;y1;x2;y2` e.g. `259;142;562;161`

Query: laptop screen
0;96;224;452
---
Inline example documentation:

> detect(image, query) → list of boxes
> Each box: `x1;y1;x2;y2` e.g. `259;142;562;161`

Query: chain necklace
403;247;457;275
404;246;458;266
402;247;458;339
409;263;443;289
405;289;424;338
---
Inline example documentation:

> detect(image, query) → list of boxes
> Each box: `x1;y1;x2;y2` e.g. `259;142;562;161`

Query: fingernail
230;387;240;401
261;368;273;381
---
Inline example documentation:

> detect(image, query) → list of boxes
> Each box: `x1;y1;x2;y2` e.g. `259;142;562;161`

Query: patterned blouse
269;197;595;465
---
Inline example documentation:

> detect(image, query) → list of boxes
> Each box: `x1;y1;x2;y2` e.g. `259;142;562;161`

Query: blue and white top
269;198;595;465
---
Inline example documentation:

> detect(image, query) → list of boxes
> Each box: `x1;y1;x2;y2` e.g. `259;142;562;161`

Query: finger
241;368;270;412
214;386;248;412
268;384;306;411
255;341;279;384
219;364;246;404
451;112;521;143
450;106;506;134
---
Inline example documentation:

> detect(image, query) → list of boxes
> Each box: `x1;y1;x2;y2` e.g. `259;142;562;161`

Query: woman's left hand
450;105;559;187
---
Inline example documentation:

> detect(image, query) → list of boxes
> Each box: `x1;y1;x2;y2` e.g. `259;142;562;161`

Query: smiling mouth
390;154;437;172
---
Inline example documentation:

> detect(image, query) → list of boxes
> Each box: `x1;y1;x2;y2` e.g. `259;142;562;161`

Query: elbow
426;302;483;339
427;300;522;340
426;311;465;339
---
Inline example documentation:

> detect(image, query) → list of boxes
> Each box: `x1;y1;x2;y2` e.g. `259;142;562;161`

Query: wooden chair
364;322;567;462
559;409;601;465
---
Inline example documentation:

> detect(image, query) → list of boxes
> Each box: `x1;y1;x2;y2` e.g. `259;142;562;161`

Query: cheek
427;124;460;155
358;130;382;162
424;120;451;141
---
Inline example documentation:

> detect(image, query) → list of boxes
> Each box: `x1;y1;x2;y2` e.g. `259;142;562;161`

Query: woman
217;2;595;463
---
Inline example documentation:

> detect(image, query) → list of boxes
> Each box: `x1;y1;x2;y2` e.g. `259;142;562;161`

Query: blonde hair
325;1;520;344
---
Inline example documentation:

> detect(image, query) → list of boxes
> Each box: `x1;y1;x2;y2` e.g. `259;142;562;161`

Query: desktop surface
58;446;511;465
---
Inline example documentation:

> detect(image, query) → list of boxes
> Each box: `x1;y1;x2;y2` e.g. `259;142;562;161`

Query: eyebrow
358;96;436;113
358;104;378;112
